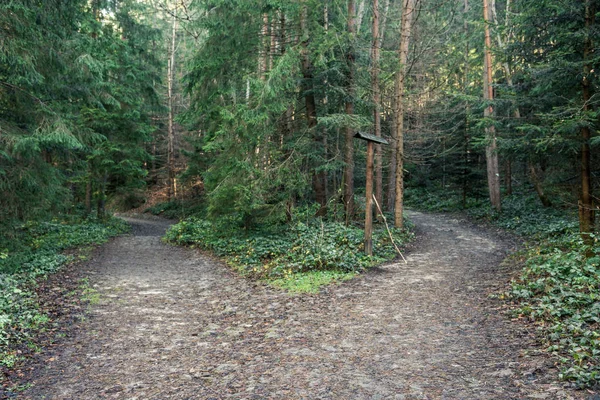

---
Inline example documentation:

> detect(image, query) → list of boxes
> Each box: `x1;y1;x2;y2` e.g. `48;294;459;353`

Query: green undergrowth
0;216;129;369
145;198;206;220
406;186;599;388
165;213;414;293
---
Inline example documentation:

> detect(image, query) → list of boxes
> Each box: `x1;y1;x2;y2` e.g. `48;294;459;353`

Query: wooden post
365;141;374;255
354;132;388;255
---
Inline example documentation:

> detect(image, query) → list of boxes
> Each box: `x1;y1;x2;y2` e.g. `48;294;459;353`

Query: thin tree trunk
356;0;367;35
97;173;107;219
387;98;397;210
344;0;357;223
505;160;512;195
301;4;327;216
85;173;92;215
462;0;470;209
580;0;595;242
483;0;501;211
528;161;551;207
365;141;374;255
380;0;391;44
393;0;417;228
167;4;178;201
372;0;383;220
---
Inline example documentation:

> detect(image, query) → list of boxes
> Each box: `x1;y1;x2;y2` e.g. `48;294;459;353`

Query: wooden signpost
354;132;389;255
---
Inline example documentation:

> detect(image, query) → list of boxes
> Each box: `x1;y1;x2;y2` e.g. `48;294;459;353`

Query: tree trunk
529;161;552;207
483;0;501;212
580;0;595;242
344;0;357;223
387;99;397;211
167;4;178;201
505;160;512;196
97;173;107;220
356;0;367;35
462;0;470;209
393;0;417;228
372;0;383;220
365;141;374;255
301;4;327;216
85;174;92;215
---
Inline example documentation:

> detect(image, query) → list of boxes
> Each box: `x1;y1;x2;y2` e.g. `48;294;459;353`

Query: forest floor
10;211;595;399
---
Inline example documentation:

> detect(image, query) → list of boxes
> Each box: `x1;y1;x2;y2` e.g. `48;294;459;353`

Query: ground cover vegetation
1;0;599;390
0;216;128;369
165;207;414;292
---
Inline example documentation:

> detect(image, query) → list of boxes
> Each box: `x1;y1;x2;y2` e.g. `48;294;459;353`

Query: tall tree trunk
301;4;327;216
483;0;501;212
462;0;470;209
167;4;178;201
372;0;383;219
387;112;397;211
393;0;417;228
580;0;595;242
344;0;357;223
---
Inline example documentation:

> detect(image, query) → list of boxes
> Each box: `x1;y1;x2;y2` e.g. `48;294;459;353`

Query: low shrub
510;234;600;387
165;216;414;282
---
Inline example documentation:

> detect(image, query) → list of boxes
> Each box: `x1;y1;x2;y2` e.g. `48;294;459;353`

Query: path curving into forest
21;212;587;399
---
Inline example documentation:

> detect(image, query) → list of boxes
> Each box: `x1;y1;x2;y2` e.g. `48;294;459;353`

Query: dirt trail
20;212;587;399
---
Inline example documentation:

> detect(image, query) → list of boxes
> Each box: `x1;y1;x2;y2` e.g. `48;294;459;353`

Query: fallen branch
372;194;408;264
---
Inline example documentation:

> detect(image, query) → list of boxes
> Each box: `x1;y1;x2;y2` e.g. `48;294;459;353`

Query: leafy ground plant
165;215;413;293
0;216;129;368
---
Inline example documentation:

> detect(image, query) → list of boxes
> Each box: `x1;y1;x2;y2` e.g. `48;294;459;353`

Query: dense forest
1;0;599;390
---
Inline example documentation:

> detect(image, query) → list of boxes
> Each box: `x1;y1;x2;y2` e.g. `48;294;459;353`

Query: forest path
22;212;585;399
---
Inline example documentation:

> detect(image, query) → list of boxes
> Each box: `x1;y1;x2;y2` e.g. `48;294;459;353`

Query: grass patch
269;270;357;293
0;215;129;368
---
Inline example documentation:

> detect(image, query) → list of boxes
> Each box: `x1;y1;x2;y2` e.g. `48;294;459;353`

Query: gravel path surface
21;211;588;399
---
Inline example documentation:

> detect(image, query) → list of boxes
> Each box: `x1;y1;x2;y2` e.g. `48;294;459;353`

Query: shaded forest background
1;0;598;235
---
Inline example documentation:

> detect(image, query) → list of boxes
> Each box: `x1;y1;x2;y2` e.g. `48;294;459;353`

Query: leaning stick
372;194;408;264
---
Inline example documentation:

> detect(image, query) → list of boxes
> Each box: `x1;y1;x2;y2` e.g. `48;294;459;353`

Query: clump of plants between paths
164;207;414;294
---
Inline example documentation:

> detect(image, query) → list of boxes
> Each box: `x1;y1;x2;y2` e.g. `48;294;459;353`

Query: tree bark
505;160;512;196
356;0;367;35
365;141;374;255
344;0;357;223
393;0;417;228
483;0;501;212
580;0;595;242
528;161;552;207
301;4;327;216
372;0;383;220
462;0;470;209
167;3;178;201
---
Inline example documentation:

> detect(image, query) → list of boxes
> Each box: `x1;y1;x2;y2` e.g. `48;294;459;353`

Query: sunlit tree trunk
462;0;470;209
372;0;383;219
167;3;178;200
344;0;357;222
483;0;501;211
393;0;417;228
